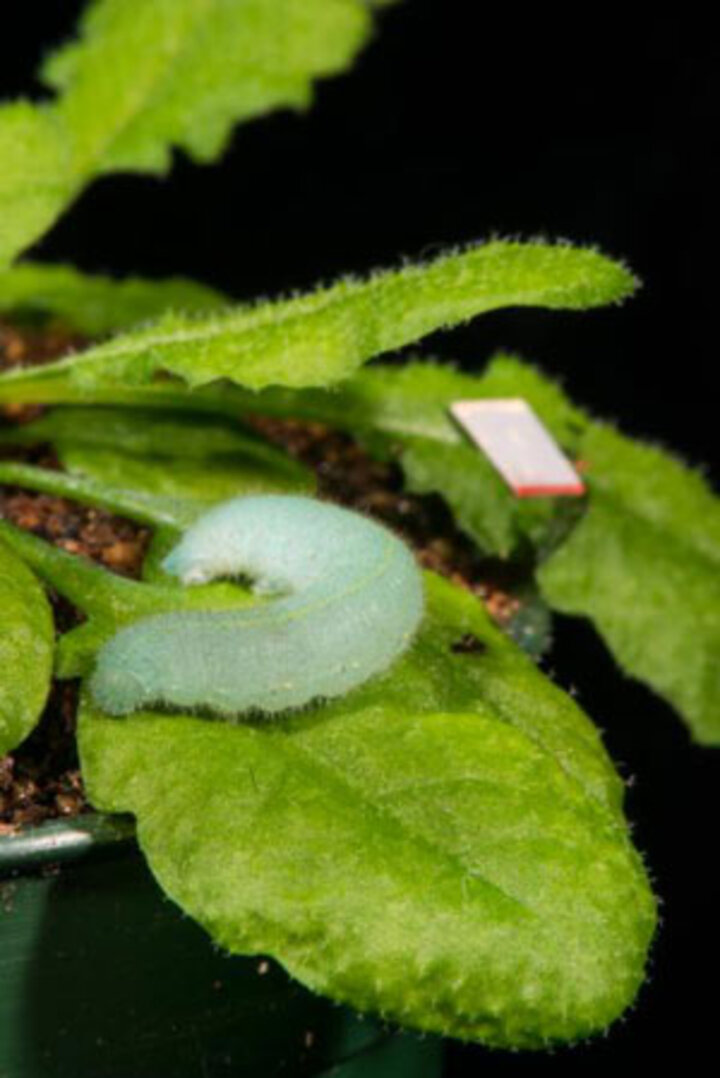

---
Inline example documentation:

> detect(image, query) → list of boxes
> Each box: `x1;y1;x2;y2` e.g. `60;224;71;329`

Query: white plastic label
449;398;585;498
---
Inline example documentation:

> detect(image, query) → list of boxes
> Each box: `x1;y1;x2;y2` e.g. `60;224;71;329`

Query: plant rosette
2;0;719;1068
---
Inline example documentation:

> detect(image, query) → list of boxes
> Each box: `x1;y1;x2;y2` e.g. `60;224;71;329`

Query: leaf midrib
260;722;538;920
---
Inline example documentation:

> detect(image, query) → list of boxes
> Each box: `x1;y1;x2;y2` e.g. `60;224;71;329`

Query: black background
2;2;718;1073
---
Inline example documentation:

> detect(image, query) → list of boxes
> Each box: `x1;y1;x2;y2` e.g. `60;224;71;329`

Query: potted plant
1;2;717;1075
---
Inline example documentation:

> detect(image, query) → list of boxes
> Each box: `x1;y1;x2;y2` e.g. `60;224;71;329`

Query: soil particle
0;683;84;835
1;319;86;425
0;487;150;577
1;324;522;831
0;319;85;372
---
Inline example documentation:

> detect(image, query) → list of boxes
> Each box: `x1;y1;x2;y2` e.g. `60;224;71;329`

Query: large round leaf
78;574;655;1048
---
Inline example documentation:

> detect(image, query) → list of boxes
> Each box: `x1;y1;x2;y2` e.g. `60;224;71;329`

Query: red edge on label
512;482;586;498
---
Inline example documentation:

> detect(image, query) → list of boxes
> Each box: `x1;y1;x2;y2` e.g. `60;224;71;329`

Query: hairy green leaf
0;242;635;399
539;422;720;745
76;572;655;1048
0;538;54;754
0;105;71;269
0;401;310;491
357;360;586;556
0;262;228;335
1;403;282;461
0;0;375;267
62;453;309;528
44;0;372;176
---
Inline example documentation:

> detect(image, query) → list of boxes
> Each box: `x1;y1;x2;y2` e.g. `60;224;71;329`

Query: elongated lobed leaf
0;404;287;462
0;262;228;335
0;242;635;398
538;421;720;745
0;538;54;754
0;0;376;267
77;572;655;1048
0;105;72;270
44;0;372;176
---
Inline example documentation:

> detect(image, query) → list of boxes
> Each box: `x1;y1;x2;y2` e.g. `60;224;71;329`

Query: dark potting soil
0;320;522;833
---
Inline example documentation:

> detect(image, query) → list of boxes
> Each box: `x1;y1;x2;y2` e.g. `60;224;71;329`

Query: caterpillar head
161;544;216;585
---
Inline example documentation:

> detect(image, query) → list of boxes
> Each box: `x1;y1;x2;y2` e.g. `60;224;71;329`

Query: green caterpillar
91;495;424;717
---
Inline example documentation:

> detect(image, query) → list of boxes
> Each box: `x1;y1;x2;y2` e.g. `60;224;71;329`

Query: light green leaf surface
0;0;375;267
377;360;586;556
0;403;285;461
539;422;720;745
62;447;313;540
0;539;54;755
0;262;228;335
0;105;72;270
77;572;655;1047
0;242;635;398
44;0;372;176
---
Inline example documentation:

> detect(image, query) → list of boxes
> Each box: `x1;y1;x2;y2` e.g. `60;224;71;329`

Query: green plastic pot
0;815;442;1078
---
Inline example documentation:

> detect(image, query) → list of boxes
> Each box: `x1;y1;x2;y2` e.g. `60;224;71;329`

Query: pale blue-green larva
90;495;424;718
